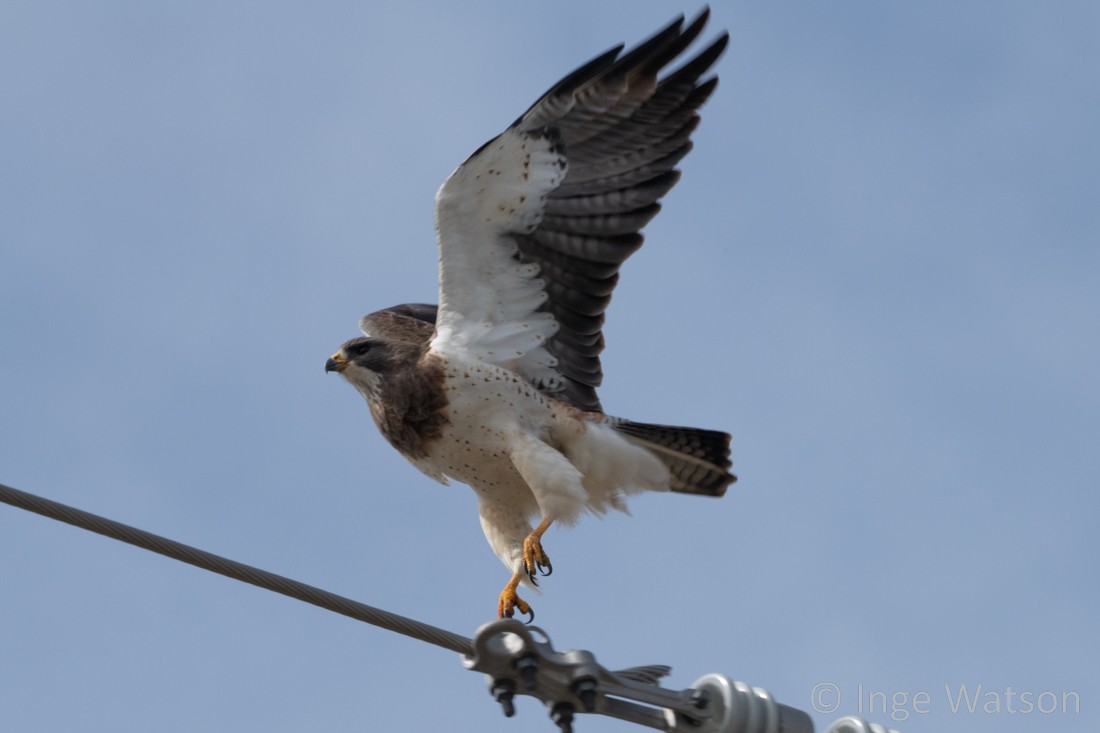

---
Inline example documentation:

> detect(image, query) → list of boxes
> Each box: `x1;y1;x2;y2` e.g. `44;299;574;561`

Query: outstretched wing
430;9;727;412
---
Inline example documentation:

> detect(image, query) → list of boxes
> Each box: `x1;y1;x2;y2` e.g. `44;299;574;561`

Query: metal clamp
463;619;816;733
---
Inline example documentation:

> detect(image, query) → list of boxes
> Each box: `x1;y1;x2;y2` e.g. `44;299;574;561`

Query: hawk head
326;305;448;459
325;337;396;399
326;303;438;399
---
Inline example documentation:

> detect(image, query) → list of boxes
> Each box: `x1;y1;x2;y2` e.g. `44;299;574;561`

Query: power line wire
3;481;898;733
0;481;472;656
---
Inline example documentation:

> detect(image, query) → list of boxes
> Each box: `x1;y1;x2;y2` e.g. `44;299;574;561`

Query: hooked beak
325;352;348;373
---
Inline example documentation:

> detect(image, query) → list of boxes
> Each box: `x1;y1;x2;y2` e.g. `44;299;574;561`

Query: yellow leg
523;517;554;583
497;518;555;621
497;571;532;621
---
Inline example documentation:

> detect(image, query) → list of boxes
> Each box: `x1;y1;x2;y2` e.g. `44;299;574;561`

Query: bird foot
498;583;534;622
523;533;553;585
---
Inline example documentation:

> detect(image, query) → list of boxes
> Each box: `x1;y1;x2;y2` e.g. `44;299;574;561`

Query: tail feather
612;419;735;496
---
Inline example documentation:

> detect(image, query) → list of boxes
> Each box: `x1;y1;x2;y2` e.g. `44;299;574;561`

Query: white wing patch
431;128;568;388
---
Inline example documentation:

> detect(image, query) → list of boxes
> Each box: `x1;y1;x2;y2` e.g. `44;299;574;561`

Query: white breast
423;354;671;524
424;359;551;514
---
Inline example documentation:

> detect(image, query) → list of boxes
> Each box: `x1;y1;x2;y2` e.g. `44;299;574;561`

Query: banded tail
612;419;735;496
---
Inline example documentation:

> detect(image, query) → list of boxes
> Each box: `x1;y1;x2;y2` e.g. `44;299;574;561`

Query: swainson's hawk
327;10;735;620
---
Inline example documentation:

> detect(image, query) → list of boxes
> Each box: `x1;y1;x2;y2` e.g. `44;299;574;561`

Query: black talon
526;564;540;587
538;558;553;576
522;605;535;624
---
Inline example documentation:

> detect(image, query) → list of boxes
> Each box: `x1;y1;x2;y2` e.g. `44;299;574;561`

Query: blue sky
2;2;1097;731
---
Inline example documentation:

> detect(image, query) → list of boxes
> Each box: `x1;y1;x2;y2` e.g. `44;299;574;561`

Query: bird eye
353;342;371;357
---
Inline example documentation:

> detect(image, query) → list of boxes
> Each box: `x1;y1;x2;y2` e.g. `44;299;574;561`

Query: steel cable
0;482;473;656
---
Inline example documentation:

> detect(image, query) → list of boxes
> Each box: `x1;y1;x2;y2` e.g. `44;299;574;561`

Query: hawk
326;10;735;620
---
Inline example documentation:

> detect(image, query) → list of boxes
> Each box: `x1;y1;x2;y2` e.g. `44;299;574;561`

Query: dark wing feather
430;10;726;411
512;9;727;410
